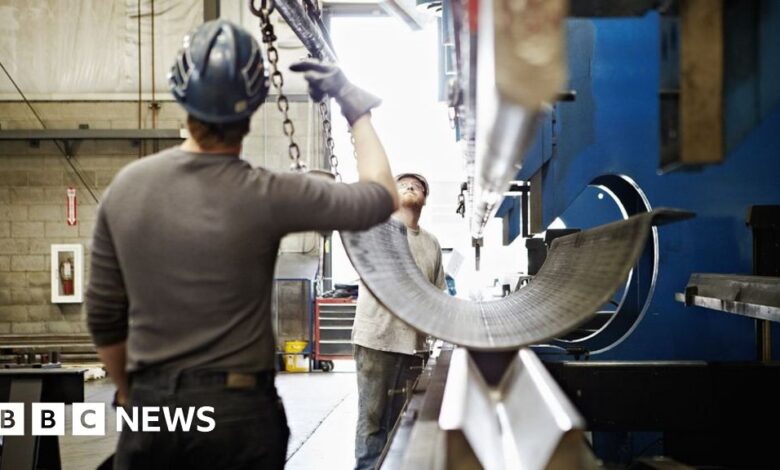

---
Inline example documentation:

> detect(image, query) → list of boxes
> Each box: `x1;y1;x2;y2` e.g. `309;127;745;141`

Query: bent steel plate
341;208;692;350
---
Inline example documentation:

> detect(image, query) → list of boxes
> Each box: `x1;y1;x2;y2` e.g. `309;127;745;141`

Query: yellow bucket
283;340;309;372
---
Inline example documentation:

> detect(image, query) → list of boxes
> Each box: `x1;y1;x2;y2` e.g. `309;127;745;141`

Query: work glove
290;59;381;126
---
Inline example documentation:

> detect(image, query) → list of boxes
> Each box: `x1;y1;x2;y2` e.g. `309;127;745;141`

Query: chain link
319;101;341;181
349;132;358;159
256;2;306;172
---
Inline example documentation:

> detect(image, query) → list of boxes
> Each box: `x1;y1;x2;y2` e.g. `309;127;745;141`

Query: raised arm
290;59;399;210
350;116;399;210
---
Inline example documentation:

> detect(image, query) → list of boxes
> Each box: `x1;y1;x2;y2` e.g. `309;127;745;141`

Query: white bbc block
72;403;105;436
32;403;65;436
0;403;24;436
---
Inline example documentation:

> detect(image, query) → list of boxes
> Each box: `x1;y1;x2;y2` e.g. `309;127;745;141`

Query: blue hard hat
169;20;269;123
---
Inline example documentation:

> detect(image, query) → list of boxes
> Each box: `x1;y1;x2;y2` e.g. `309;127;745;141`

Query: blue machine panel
514;11;780;361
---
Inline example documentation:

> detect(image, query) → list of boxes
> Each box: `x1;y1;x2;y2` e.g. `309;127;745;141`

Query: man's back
87;147;393;373
86;20;399;470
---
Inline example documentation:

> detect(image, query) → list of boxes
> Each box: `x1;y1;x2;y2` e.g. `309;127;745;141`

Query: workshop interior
1;0;779;469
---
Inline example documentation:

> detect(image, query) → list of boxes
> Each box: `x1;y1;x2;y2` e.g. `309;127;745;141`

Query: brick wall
0;99;324;336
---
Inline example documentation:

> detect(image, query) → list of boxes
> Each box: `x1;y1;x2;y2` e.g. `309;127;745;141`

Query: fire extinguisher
60;257;74;295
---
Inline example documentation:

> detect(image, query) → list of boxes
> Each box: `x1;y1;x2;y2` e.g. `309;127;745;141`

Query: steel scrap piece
341;208;692;350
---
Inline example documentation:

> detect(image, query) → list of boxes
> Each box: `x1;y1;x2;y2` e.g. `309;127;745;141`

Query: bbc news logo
0;403;215;436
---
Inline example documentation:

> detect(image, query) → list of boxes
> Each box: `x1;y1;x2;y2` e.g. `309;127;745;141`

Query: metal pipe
273;0;337;62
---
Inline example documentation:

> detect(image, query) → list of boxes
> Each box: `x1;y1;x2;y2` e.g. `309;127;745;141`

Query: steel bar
675;293;780;322
675;273;780;322
342;209;692;350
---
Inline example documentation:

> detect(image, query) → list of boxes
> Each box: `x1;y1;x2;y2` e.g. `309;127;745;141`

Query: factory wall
0;99;322;335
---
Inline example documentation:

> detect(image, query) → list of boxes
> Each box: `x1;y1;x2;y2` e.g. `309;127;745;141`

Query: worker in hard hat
86;19;398;470
351;172;446;470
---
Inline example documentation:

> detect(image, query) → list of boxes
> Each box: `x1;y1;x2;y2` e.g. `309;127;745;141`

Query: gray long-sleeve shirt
86;147;393;373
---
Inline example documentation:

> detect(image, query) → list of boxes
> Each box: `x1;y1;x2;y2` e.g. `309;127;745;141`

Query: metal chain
319;101;341;181
349;132;358;159
255;1;306;172
304;0;344;181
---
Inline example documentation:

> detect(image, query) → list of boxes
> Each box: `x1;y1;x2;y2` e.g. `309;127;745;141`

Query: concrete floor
58;361;359;470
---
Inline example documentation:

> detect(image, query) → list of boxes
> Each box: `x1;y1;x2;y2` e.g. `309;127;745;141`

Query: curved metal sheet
341;209;692;350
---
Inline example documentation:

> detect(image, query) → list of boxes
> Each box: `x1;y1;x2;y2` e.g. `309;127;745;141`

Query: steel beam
275;0;337;62
676;273;780;322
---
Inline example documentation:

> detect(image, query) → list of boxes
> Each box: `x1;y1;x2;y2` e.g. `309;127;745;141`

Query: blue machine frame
497;7;780;362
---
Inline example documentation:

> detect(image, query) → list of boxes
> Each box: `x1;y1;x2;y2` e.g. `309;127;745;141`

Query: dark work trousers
354;345;425;470
114;369;290;470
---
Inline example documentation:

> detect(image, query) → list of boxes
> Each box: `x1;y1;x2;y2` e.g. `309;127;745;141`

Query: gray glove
290;59;381;126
